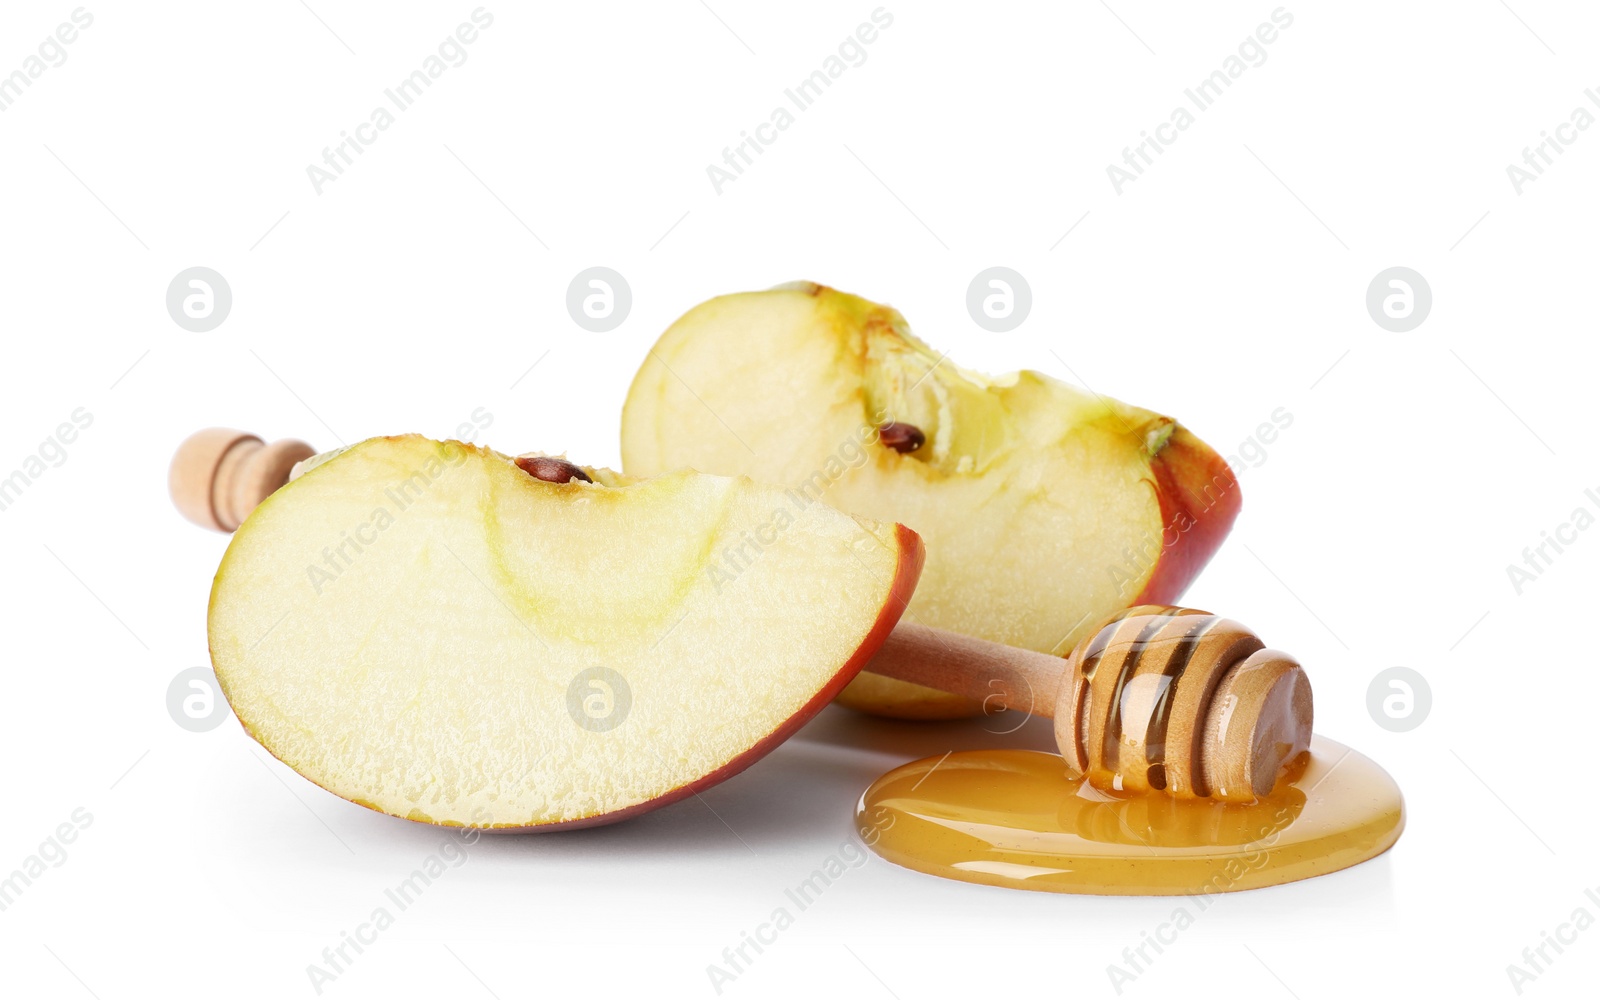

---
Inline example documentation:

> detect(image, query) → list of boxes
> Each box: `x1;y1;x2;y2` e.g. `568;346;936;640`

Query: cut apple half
621;283;1241;719
209;435;923;830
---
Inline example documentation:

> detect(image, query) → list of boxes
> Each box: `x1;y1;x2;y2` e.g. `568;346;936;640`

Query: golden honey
856;736;1402;895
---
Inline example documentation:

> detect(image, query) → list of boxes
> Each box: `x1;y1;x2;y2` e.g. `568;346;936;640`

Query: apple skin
220;522;926;833
1134;425;1242;607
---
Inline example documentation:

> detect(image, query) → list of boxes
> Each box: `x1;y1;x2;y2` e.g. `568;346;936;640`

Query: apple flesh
621;283;1240;719
209;435;923;829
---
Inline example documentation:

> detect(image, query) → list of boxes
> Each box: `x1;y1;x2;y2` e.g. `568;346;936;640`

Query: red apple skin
1136;425;1242;606
229;524;927;833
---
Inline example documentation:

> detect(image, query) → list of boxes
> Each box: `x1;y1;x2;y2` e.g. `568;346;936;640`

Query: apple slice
621;282;1240;719
209;435;922;830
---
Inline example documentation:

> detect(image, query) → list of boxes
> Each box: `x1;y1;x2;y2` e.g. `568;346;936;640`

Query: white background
1;1;1595;997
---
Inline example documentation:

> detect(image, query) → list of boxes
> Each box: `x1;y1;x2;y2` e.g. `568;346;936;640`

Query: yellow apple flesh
621;283;1240;718
209;435;923;828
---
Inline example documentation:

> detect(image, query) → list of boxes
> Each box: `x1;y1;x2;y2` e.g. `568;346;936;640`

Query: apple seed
515;455;593;484
878;422;926;454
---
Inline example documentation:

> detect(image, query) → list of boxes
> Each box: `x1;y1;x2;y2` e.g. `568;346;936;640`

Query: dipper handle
865;621;1068;717
169;428;314;532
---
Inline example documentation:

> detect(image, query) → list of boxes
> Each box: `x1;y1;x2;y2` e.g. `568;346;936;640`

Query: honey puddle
856;736;1402;895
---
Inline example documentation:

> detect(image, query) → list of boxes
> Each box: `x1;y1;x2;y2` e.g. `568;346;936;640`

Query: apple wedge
209;435;922;829
621;283;1240;719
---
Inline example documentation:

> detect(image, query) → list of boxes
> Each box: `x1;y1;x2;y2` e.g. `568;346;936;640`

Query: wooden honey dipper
169;429;317;532
170;428;1312;803
873;612;1311;802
